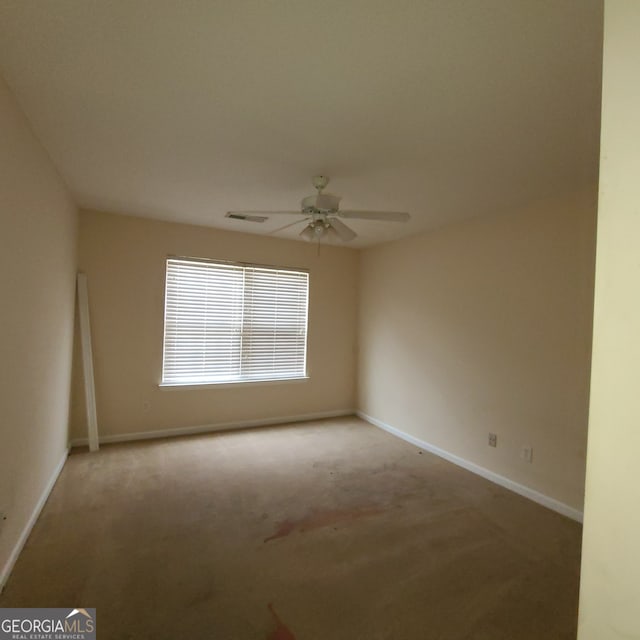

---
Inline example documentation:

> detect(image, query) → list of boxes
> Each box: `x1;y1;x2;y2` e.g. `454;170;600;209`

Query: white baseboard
0;448;69;593
357;411;583;523
69;409;356;447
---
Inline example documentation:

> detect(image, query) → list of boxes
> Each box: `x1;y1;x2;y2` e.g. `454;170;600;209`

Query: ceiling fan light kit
300;221;327;242
227;176;410;243
299;218;343;242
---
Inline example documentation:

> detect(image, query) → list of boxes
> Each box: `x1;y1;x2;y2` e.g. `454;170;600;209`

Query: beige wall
578;2;640;637
70;210;358;440
0;76;77;584
358;189;596;511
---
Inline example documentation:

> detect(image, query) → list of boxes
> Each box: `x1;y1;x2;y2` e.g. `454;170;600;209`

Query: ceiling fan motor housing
301;193;341;213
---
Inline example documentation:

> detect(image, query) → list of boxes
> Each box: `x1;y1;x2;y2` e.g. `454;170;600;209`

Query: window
161;257;309;386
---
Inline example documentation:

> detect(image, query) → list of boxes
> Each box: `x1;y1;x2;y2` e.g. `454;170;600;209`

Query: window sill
158;376;309;391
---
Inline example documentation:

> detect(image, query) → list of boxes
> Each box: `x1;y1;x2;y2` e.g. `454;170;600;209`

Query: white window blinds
162;258;309;385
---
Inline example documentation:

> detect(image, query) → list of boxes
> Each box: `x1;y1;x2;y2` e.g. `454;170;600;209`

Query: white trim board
357;411;583;523
69;409;356;447
0;448;69;593
76;273;99;452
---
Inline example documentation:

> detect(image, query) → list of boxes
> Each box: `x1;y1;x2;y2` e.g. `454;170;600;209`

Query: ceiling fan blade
227;210;303;216
329;218;357;242
337;210;410;222
269;218;308;235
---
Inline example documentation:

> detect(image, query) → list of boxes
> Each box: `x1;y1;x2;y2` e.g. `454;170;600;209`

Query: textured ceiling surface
0;0;603;247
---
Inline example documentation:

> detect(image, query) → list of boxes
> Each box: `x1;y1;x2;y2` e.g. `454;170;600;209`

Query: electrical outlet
143;401;151;412
488;433;497;447
522;446;533;463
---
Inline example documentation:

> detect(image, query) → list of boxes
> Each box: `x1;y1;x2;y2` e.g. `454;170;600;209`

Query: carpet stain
267;603;296;640
264;506;384;543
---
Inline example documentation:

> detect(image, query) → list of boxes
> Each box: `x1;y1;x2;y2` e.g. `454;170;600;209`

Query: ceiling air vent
225;212;268;223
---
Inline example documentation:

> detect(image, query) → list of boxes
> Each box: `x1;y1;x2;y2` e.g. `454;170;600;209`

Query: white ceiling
0;0;603;247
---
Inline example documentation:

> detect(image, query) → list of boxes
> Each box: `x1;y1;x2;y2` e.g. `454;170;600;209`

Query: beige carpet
0;417;582;639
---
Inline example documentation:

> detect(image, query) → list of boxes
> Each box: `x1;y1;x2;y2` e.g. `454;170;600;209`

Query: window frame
159;255;310;389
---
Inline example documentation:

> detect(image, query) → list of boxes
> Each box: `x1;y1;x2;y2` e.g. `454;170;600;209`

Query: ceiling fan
227;175;410;243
